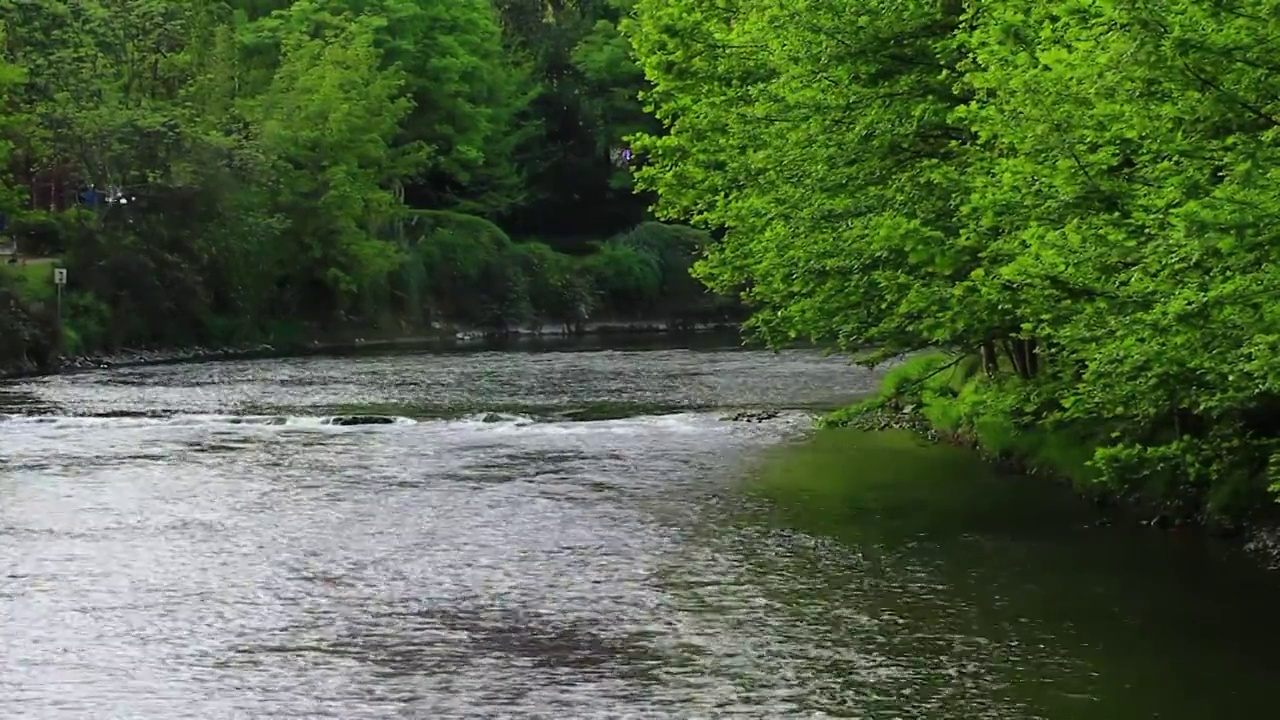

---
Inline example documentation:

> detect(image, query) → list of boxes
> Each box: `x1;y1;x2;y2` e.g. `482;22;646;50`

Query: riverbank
821;352;1280;569
0;319;741;380
0;218;746;381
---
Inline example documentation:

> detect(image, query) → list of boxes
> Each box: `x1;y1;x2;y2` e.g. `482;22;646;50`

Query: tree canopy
628;0;1280;521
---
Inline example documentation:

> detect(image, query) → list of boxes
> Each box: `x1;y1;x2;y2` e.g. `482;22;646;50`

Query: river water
2;338;1279;719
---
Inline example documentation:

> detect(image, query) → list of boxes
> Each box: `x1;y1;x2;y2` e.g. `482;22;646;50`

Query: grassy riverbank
822;354;1275;536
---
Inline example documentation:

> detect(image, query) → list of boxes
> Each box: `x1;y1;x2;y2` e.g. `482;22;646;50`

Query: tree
246;2;422;321
0;19;23;219
498;0;653;241
958;0;1280;514
245;0;532;215
628;0;975;350
628;0;1280;519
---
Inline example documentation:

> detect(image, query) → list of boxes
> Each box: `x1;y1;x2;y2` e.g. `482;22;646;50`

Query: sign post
53;267;67;354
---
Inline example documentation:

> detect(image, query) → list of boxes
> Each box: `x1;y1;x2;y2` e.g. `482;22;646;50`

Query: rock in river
328;415;398;426
722;409;781;423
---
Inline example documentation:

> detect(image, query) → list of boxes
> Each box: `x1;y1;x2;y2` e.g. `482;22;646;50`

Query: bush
1;260;56;304
0;277;53;369
582;240;662;317
65;292;113;354
824;351;1107;497
395;213;727;329
404;210;515;324
0;209;735;362
512;241;592;326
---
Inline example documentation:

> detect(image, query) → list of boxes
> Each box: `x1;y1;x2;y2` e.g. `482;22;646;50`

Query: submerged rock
329;415;397;426
1244;525;1280;570
722;409;781;423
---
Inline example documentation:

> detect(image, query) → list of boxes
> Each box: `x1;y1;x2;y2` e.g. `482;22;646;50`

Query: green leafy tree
246;3;422;322
0;19;22;219
246;0;532;214
957;0;1280;516
498;0;652;240
628;0;974;350
629;0;1280;521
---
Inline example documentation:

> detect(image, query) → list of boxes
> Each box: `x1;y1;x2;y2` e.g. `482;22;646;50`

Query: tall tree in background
245;4;421;319
496;0;657;245
0;19;20;219
237;0;532;215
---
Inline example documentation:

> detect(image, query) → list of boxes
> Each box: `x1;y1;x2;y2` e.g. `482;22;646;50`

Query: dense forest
627;0;1280;525
0;0;735;370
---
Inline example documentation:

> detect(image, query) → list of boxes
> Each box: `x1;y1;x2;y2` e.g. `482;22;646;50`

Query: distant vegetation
0;0;737;371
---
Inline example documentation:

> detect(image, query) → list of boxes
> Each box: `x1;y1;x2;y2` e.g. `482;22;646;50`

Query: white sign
53;268;67;285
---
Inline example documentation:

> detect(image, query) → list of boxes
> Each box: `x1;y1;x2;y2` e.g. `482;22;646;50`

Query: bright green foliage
629;0;975;351
0;21;18;200
247;0;531;212
631;0;1280;523
247;6;417;316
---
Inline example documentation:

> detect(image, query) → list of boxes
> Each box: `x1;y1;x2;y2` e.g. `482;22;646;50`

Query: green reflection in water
737;428;1280;719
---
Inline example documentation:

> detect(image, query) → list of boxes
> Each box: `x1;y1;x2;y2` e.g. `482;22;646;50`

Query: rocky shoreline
2;320;741;380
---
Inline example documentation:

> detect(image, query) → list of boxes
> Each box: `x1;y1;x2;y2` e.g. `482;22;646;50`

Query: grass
1;259;59;303
821;350;1105;495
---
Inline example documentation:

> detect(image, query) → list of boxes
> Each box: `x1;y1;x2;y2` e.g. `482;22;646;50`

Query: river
2;337;1279;718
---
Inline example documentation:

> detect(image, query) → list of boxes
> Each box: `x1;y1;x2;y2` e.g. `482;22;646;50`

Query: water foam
0;408;812;436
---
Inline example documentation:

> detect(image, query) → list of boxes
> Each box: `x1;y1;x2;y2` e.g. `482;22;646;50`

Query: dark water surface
3;339;1279;718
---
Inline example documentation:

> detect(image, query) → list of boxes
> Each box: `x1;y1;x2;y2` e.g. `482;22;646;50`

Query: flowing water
3;337;1280;719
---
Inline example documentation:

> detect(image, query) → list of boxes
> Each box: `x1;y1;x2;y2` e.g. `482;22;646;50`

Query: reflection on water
2;342;1280;718
743;429;1280;718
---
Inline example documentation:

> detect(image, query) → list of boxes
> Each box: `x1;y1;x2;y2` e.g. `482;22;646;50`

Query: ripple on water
0;346;1048;718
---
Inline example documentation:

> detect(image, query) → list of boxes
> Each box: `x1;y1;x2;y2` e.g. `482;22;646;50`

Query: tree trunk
1003;337;1038;380
1002;339;1026;379
980;341;997;376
